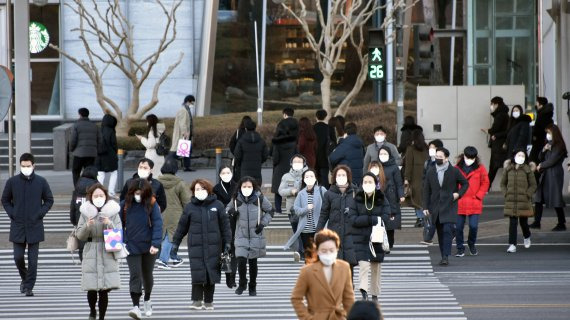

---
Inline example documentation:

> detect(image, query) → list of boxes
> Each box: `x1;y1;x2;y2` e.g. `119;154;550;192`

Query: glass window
475;0;490;30
474;68;490;85
476;38;490;64
495;0;515;13
31;62;60;115
495;36;531;86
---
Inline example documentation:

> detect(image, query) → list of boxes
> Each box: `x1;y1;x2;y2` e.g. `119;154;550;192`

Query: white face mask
336;176;348;186
304;177;316;186
546;133;553;141
134;194;142;203
512;111;521;119
379;154;390;163
92;197;106;208
318;252;337;266
195;190;208;201
370;167;380;176
374;135;386;143
241;188;253;197
138;169;150;179
20;167;33;177
362;183;376;194
514;156;526;165
220;173;233;183
464;157;475;166
429;148;437;157
292;163;304;171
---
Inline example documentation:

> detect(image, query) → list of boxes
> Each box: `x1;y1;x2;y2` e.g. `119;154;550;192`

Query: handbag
113;245;129;259
423;215;433;242
370;217;390;254
66;227;79;252
103;228;124;252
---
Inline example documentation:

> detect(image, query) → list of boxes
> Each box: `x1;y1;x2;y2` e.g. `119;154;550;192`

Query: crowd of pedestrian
1;95;567;320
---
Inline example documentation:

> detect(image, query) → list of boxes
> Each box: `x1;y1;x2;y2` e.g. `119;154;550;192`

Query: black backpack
156;132;171;156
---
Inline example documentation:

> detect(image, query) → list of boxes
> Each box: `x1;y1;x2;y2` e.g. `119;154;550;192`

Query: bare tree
50;0;184;136
281;0;415;117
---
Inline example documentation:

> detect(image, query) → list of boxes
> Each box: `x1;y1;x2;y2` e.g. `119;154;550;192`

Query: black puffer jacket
271;134;297;193
505;114;531;156
234;131;269;185
530;103;554;163
172;195;232;285
70;117;100;158
351;189;390;263
488;104;510;165
96;114;118;172
69;167;99;226
316;184;357;265
120;174;167;212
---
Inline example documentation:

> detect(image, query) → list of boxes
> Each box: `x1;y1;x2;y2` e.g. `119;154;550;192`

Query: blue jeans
456;214;479;250
415;209;424;218
159;233;176;263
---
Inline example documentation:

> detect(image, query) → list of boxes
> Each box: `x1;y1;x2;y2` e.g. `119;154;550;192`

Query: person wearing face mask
504;105;532;157
350;173;390;302
120;179;163;319
70;166;100;262
420;140;444;245
329;123;365;186
120;158;167;213
454;147;489;257
529;97;554;165
285;169;327;261
226;176;274;297
363;126;401;172
279;154;309;260
168;95;195;172
2;153;54;297
156;158;191;270
423;148;469;266
135;114;165;178
316;165;357;273
213;166;238;288
76;184;121;320
291;229;354;320
481;96;509;190
170;179;232;311
501;150;537;253
403;130;429;228
367;161;387;191
531;124;568;231
378;146;405;249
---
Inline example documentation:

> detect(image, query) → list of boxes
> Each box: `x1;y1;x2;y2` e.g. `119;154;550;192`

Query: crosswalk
0;245;465;320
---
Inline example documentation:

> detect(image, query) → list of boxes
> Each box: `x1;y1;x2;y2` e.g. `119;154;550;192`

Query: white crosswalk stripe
0;245;465;320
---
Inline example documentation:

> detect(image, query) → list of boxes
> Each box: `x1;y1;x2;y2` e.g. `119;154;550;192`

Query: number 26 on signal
369;65;384;79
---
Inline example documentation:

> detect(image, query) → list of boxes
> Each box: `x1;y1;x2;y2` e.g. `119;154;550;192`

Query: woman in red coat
297;117;318;169
455;146;490;257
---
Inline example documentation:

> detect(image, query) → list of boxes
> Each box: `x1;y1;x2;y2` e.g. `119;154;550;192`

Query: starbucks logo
29;22;50;54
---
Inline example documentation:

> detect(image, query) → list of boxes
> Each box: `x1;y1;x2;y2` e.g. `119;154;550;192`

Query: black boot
359;289;368;301
248;282;257;296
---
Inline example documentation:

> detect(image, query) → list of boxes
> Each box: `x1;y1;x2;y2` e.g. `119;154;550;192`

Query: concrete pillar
195;0;219;117
14;1;31;157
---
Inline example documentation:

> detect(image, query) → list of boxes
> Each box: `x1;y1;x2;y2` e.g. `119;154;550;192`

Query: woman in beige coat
291;229;355;320
76;183;122;320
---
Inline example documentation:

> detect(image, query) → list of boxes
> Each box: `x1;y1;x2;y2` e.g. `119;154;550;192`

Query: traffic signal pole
395;5;405;144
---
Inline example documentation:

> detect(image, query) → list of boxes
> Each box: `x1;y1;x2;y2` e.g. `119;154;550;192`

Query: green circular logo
29;21;50;54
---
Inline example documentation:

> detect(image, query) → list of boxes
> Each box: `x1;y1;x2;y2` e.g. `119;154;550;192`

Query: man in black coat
529;97;554;164
271;107;299;213
120;158;167;212
423;148;469;266
481;96;509;189
1;153;54;296
234;119;268;186
313;109;331;188
70;107;101;186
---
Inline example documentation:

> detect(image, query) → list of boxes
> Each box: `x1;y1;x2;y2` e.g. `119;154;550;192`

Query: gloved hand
255;224;264;234
224;243;231;254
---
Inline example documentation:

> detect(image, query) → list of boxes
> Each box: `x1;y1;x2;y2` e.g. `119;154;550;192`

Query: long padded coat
172;195;232;285
227;191;274;259
535;145;567;208
316;184;357;265
351;189;390;263
501;160;537;217
76;201;122;291
404;145;428;209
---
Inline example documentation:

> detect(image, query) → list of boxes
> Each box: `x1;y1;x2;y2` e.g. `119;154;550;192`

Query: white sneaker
143;300;152;317
128;306;142;319
507;244;517;253
524;237;531;248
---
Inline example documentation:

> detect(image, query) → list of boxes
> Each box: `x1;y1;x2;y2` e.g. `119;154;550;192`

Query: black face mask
435;159;445;166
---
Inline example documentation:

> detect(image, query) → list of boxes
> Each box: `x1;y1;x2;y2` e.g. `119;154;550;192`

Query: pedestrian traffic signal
368;29;385;81
413;25;434;77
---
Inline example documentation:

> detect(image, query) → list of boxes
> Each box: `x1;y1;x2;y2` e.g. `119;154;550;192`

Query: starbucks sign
29;21;50;54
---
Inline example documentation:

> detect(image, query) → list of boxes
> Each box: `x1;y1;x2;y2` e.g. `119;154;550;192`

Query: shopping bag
370;217;385;243
103;229;123;252
66;228;79;252
176;139;192;157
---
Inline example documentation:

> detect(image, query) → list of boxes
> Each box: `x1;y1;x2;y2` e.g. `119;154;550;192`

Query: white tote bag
176;139;192;157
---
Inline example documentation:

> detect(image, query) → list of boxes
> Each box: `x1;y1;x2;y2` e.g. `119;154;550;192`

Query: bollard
215;147;222;184
117;149;124;194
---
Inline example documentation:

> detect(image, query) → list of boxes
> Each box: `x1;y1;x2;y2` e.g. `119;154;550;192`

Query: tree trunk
335;59;368;117
321;75;333;118
116;118;132;137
